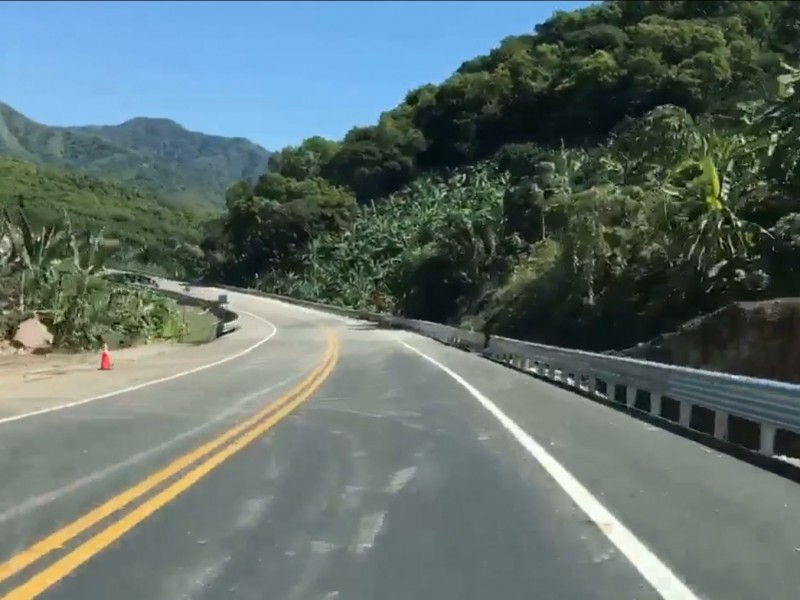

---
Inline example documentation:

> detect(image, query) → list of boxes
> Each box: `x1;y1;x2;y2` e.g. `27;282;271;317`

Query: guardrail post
650;393;662;417
759;424;776;455
713;411;728;441
202;285;800;461
679;401;692;428
626;386;636;409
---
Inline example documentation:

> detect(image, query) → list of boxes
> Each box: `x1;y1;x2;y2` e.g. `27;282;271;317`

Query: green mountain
209;0;800;354
0;156;208;274
0;102;271;209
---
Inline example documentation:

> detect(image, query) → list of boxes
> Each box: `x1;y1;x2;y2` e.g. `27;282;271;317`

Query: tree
206;1;800;354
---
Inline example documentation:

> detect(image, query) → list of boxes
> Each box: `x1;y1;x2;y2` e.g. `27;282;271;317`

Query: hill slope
0;102;271;209
206;0;800;358
0;156;207;275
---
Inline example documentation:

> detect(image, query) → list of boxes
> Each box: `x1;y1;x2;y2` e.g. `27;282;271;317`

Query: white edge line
0;309;277;427
397;338;700;600
0;368;307;524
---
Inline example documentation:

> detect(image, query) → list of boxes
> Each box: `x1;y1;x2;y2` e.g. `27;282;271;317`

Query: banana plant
743;62;800;194
0;207;72;311
69;227;115;296
664;129;772;282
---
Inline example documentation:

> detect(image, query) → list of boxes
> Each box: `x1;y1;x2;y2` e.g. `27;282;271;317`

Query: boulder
13;316;54;354
618;298;800;383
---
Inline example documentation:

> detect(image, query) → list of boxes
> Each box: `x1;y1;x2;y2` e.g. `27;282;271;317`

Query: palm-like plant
664;128;772;289
0;206;71;311
1;205;187;350
744;62;800;194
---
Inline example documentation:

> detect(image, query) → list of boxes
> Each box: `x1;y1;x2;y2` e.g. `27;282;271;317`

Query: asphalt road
0;285;798;600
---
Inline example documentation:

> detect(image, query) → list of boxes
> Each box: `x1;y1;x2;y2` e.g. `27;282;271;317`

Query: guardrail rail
115;270;800;461
102;270;241;340
213;281;800;460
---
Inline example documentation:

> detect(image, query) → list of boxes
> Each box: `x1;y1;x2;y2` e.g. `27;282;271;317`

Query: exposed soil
615;297;800;384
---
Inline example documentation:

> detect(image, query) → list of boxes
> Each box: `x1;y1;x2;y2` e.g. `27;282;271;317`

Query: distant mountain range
0;102;272;209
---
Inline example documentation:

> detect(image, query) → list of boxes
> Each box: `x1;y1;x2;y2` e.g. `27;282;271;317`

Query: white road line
0;309;278;427
244;294;363;326
0;369;306;524
398;339;700;600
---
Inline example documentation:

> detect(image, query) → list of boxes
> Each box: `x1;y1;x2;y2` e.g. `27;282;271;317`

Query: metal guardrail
217;300;240;336
485;335;800;456
112;271;799;457
102;270;240;340
211;281;800;458
209;285;487;351
152;287;240;339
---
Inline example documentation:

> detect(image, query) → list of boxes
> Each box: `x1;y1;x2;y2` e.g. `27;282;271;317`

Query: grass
177;306;219;345
100;305;218;350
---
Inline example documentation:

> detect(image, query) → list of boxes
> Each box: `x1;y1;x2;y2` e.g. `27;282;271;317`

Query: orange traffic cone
99;342;112;371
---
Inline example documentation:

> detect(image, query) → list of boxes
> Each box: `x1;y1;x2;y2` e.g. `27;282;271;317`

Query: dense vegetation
205;0;800;351
0;207;191;351
0;157;209;279
0;102;271;209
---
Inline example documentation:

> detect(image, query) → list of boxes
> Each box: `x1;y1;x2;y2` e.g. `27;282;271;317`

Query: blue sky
1;1;593;150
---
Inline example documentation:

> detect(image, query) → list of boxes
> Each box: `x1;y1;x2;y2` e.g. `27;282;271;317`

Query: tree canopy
204;0;800;350
0;157;209;279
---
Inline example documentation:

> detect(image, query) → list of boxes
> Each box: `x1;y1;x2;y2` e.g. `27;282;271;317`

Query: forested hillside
0;154;218;349
0;102;271;209
0;157;208;278
204;0;800;351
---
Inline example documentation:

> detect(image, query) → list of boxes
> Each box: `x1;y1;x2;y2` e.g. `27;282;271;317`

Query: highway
0;285;798;600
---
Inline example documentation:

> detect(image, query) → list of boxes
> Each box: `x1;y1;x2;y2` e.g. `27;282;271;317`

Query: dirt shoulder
0;332;258;420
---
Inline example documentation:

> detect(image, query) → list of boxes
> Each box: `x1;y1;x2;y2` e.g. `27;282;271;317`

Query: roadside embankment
0;286;249;421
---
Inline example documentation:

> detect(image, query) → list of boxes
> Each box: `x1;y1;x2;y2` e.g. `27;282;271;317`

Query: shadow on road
347;322;380;331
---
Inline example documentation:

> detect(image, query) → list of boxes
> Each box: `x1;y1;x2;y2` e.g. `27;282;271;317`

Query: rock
13;316;53;353
618;298;800;383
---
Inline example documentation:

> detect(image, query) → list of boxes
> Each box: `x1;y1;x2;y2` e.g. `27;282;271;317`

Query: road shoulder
0;312;274;420
394;331;800;600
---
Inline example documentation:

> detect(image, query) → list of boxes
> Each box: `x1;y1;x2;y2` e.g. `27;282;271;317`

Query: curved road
0;284;798;600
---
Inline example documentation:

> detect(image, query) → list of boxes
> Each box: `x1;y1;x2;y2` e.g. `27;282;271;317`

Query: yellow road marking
0;330;338;592
1;339;339;600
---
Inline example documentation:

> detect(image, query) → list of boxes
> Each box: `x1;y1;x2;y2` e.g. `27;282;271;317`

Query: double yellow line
0;329;340;600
